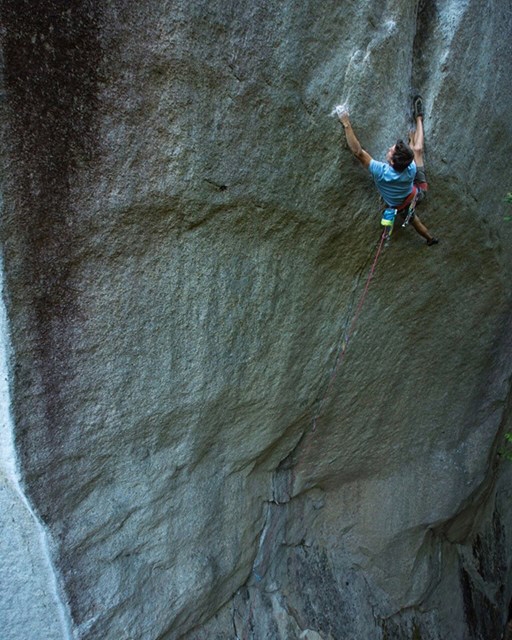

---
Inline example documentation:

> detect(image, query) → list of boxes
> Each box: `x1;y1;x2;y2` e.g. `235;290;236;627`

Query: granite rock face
1;1;512;639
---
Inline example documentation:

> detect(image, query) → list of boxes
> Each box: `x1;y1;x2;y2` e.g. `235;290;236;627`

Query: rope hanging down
311;228;388;431
192;229;389;640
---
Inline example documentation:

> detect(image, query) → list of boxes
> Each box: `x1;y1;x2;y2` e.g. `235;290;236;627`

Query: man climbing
338;96;438;245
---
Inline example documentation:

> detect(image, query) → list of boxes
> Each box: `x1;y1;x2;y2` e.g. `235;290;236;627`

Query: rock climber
337;96;438;245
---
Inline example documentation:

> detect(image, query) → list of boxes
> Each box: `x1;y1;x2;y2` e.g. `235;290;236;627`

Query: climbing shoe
426;237;439;246
412;95;424;119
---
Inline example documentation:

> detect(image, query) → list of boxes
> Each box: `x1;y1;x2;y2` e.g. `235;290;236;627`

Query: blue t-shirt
369;159;416;207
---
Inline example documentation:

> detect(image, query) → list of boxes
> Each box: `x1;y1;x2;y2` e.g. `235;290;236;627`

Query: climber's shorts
414;165;428;203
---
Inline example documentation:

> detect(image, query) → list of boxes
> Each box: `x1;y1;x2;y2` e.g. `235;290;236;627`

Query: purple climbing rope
311;229;388;431
194;229;389;640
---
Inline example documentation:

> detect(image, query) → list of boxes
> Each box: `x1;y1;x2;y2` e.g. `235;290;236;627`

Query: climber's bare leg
409;116;425;166
411;214;435;242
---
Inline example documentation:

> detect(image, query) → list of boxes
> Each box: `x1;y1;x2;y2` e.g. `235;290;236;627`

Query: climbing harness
380;185;420;234
377;182;421;235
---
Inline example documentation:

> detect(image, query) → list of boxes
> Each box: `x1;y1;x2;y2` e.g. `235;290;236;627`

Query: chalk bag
380;208;397;235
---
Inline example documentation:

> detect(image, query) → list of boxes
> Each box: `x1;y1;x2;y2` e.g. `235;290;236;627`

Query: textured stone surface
0;0;511;639
0;475;70;640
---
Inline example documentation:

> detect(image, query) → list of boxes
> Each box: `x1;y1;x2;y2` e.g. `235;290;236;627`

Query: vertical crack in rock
251;502;288;584
412;0;471;110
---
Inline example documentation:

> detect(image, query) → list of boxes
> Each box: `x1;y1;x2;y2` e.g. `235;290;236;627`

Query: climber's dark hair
391;139;414;172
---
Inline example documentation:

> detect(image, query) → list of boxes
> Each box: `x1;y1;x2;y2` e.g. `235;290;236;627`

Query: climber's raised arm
337;110;372;168
335;96;438;245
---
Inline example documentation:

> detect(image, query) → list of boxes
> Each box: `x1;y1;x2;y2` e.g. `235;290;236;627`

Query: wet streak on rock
2;2;101;442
